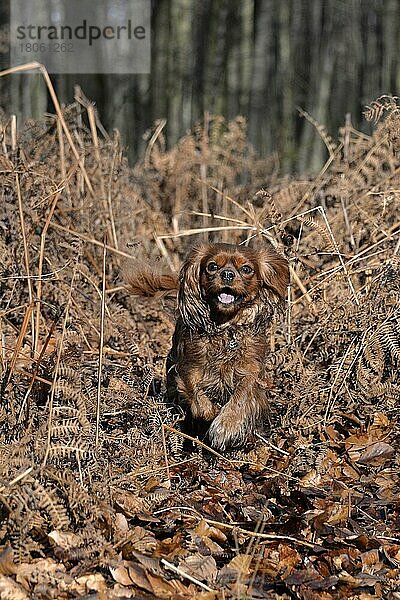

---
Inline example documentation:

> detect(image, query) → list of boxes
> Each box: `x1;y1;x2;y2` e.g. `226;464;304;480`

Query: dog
126;242;289;450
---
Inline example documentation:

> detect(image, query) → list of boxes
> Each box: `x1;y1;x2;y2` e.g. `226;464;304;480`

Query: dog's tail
125;270;179;298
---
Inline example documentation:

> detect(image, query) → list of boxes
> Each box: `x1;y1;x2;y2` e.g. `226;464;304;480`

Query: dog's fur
126;242;289;450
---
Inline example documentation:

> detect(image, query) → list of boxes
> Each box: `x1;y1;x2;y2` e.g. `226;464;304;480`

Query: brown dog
127;242;289;450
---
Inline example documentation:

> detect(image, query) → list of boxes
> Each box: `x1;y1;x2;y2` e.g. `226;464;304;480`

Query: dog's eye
240;265;253;275
206;262;219;273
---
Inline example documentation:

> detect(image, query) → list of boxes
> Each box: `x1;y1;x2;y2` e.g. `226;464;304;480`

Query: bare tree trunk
297;0;323;173
248;0;274;156
277;0;294;172
382;0;399;92
168;0;193;144
191;0;212;122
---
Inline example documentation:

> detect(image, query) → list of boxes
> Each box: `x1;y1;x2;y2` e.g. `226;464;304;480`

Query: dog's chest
198;327;264;377
173;321;267;383
205;329;245;359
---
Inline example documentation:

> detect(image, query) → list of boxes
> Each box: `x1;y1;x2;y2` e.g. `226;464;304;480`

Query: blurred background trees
1;0;399;173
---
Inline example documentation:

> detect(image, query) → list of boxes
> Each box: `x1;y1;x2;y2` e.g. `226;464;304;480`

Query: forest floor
0;94;400;599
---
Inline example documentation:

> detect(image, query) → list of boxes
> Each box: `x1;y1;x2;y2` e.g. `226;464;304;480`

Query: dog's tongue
218;292;235;304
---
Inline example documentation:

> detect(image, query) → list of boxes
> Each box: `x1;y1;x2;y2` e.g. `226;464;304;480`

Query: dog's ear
178;244;212;331
257;245;289;305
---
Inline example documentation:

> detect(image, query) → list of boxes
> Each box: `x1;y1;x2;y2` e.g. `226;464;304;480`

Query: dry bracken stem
162;425;299;481
161;424;171;487
204;182;254;220
200;162;208;241
111;457;196;482
43;263;78;467
15;171;36;350
324;333;366;424
343;113;352;163
200;112;210;241
155;507;318;550
57;118;67;194
76;266;111;318
16;369;52;386
6;303;34;418
340;196;355;248
144;118;167;168
88;103;115;248
221;184;229;244
286;282;292;346
189;210;248;226
297;107;337;157
95;237;107;448
0;315;4;370
289;266;313;306
48;221;135;260
161;559;215;593
247;519;269;593
154;234;176;273
18;318;58;422
158;225;254;240
34;190;62;355
317;206;359;304
162;424;235;465
255;432;289;457
10;115;17;149
106;138;120;251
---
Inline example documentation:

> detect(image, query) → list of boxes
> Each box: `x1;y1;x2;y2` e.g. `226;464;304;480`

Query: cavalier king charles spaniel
127;242;289;451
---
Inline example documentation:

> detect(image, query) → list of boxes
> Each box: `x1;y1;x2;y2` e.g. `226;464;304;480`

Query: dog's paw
191;396;219;421
208;409;246;451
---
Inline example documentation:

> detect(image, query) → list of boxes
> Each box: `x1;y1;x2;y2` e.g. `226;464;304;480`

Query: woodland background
1;0;400;173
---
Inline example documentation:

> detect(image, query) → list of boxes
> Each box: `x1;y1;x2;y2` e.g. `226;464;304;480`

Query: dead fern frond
298;107;338;157
297;216;335;251
363;95;400;123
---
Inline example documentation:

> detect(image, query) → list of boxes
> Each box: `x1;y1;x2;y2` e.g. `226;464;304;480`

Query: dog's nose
220;269;235;283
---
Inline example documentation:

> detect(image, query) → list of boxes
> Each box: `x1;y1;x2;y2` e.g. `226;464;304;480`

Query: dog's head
178;242;289;331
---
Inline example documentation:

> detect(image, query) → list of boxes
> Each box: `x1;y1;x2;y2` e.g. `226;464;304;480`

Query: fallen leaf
74;573;107;594
110;583;136;598
301;469;321;487
48;530;81;550
308;575;339;590
226;554;252;575
345;433;372;462
110;560;153;593
370;412;390;430
114;490;145;517
285;567;322;585
127;526;157;554
0;575;30;600
115;512;129;534
0;546;16;575
146;572;180;596
326;503;349;525
179;554;217;583
357;441;395;466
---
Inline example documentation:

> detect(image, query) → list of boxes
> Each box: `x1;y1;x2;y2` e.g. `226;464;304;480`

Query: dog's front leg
175;372;219;422
208;378;265;450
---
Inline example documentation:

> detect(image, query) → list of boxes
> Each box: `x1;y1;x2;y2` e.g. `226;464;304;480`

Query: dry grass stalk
95;237;107;447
